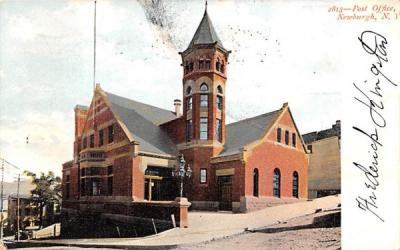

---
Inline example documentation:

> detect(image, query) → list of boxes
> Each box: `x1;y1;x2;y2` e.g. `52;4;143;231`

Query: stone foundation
61;198;191;238
238;196;306;213
190;201;219;211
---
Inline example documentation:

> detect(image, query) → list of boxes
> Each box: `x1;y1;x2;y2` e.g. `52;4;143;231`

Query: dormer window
200;83;208;92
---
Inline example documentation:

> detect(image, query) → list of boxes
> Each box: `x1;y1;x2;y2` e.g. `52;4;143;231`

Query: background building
303;121;341;199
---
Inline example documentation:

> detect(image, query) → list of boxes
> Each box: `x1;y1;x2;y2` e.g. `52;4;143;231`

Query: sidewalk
21;195;340;248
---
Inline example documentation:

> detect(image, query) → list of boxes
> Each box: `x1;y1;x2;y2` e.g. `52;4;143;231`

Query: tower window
277;128;282;142
216;60;220;71
205;60;211;69
285;130;289;145
186;119;192;142
292;133;296;147
187;96;192;110
186;86;192;95
189;62;194;72
200;83;208;91
108;125;114;144
82;137;87;149
199;60;204;69
200;94;208;107
217;85;223;94
216;119;222;142
221;62;225;73
184;61;189;74
200;117;208;140
216;96;223;110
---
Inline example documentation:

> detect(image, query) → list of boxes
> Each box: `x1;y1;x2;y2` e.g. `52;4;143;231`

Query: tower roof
184;8;227;53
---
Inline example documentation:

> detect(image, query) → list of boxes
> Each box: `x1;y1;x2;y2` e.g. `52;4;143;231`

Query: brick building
62;7;309;220
303;121;341;199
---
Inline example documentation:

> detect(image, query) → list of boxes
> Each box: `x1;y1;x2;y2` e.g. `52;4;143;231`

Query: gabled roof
218;110;281;157
105;92;178;156
185;9;226;52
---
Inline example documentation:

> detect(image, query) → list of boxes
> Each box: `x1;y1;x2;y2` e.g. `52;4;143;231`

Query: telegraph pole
16;174;21;241
0;159;4;240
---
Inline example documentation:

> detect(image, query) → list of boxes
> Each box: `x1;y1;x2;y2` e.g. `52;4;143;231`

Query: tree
24;171;61;228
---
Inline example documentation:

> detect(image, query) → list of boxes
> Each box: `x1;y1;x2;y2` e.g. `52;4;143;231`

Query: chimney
174;99;182;117
74;105;88;138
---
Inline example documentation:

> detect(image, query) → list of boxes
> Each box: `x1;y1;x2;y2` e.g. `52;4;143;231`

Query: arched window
217;85;223;94
186;86;192;95
216;60;220;71
273;168;281;198
293;172;299;198
221;61;225;73
277;128;282;143
200;83;208;92
253;168;259;197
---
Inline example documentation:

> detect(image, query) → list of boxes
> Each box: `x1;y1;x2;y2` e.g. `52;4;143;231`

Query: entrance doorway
144;166;176;201
218;175;232;210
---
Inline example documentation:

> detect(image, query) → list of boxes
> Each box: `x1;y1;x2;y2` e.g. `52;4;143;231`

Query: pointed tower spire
181;2;229;55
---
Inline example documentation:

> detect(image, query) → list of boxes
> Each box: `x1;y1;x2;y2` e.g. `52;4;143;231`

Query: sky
0;0;395;177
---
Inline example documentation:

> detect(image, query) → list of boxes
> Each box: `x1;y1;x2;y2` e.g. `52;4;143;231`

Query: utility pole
17;174;21;241
0;159;4;240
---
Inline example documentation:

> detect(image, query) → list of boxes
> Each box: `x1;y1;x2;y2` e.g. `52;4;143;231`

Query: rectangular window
216;119;222;142
107;176;113;196
200;169;207;184
307;144;313;153
285;130;289;145
205;60;211;69
187;97;192;110
81;168;85;177
199;60;204;69
99;129;104;146
107;165;113;175
81;180;85;196
200;94;208;107
91;179;100;196
108;125;114;143
90;134;94;148
277;128;282;142
216;96;223;110
292;133;296;147
200;118;208;140
82;137;87;149
186;120;193;142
